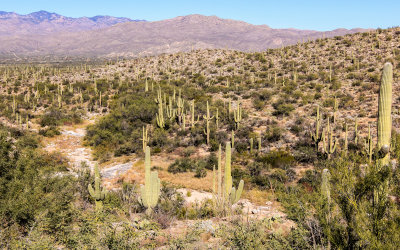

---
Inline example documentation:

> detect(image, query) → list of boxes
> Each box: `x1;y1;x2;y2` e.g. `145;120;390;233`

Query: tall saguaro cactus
156;102;165;129
142;126;149;152
139;146;161;214
190;100;199;128
365;124;373;163
88;164;107;212
233;101;242;130
311;105;323;151
224;142;244;204
224;142;233;197
344;123;348;155
322;118;337;159
213;143;244;212
203;101;214;145
377;62;393;167
321;168;331;248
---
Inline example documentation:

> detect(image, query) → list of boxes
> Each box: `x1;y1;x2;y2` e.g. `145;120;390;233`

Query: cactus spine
377;62;393;167
140;146;161;214
88;164;107;211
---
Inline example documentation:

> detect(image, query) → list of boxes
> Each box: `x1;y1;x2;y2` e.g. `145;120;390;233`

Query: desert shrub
256;150;295;170
194;166;207;178
39;108;82;127
39;126;61;137
0;126;77;245
220;218;311;249
272;98;295;116
168;158;195;173
265;125;284;142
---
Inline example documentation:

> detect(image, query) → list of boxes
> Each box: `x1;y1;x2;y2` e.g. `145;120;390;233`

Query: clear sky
2;0;399;31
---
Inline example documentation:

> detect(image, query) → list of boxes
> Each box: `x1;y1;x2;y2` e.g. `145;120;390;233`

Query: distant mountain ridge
0;10;144;36
0;11;368;59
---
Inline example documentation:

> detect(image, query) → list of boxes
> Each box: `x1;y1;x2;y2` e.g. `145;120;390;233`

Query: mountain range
0;11;367;59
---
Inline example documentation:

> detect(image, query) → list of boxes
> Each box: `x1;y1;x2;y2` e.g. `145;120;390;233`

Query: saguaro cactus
233;101;242;130
142;126;149;152
215;108;220;129
322;118;337;159
88;164;107;211
190;100;199;128
321;167;331;248
231;130;235;149
212;145;224;207
224;142;244;204
333;97;338;123
154;87;162;104
311;105;323;151
139;146;161;214
224;142;233;197
355;118;359;144
203;101;214;145
156;103;165;129
365;124;373;163
176;94;185;125
344;123;348;155
321;168;331;205
230;180;244;204
377;62;393;167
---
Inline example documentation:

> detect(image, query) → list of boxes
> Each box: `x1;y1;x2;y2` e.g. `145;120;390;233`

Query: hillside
0;12;365;59
0;27;400;248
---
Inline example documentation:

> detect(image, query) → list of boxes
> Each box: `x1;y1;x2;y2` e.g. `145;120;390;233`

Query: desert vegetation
1;27;400;248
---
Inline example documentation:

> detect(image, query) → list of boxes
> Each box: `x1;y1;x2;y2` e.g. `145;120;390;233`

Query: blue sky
2;0;399;31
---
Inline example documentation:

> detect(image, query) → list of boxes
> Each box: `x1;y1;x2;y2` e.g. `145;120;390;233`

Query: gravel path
43;120;136;181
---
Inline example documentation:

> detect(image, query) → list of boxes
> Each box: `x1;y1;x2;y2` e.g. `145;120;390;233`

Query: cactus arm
88;184;95;198
234;180;244;203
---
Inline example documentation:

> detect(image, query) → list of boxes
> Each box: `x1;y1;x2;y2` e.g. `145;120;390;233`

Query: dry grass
242;188;275;206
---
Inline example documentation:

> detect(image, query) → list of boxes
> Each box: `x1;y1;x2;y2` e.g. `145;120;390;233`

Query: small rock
251;209;259;214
